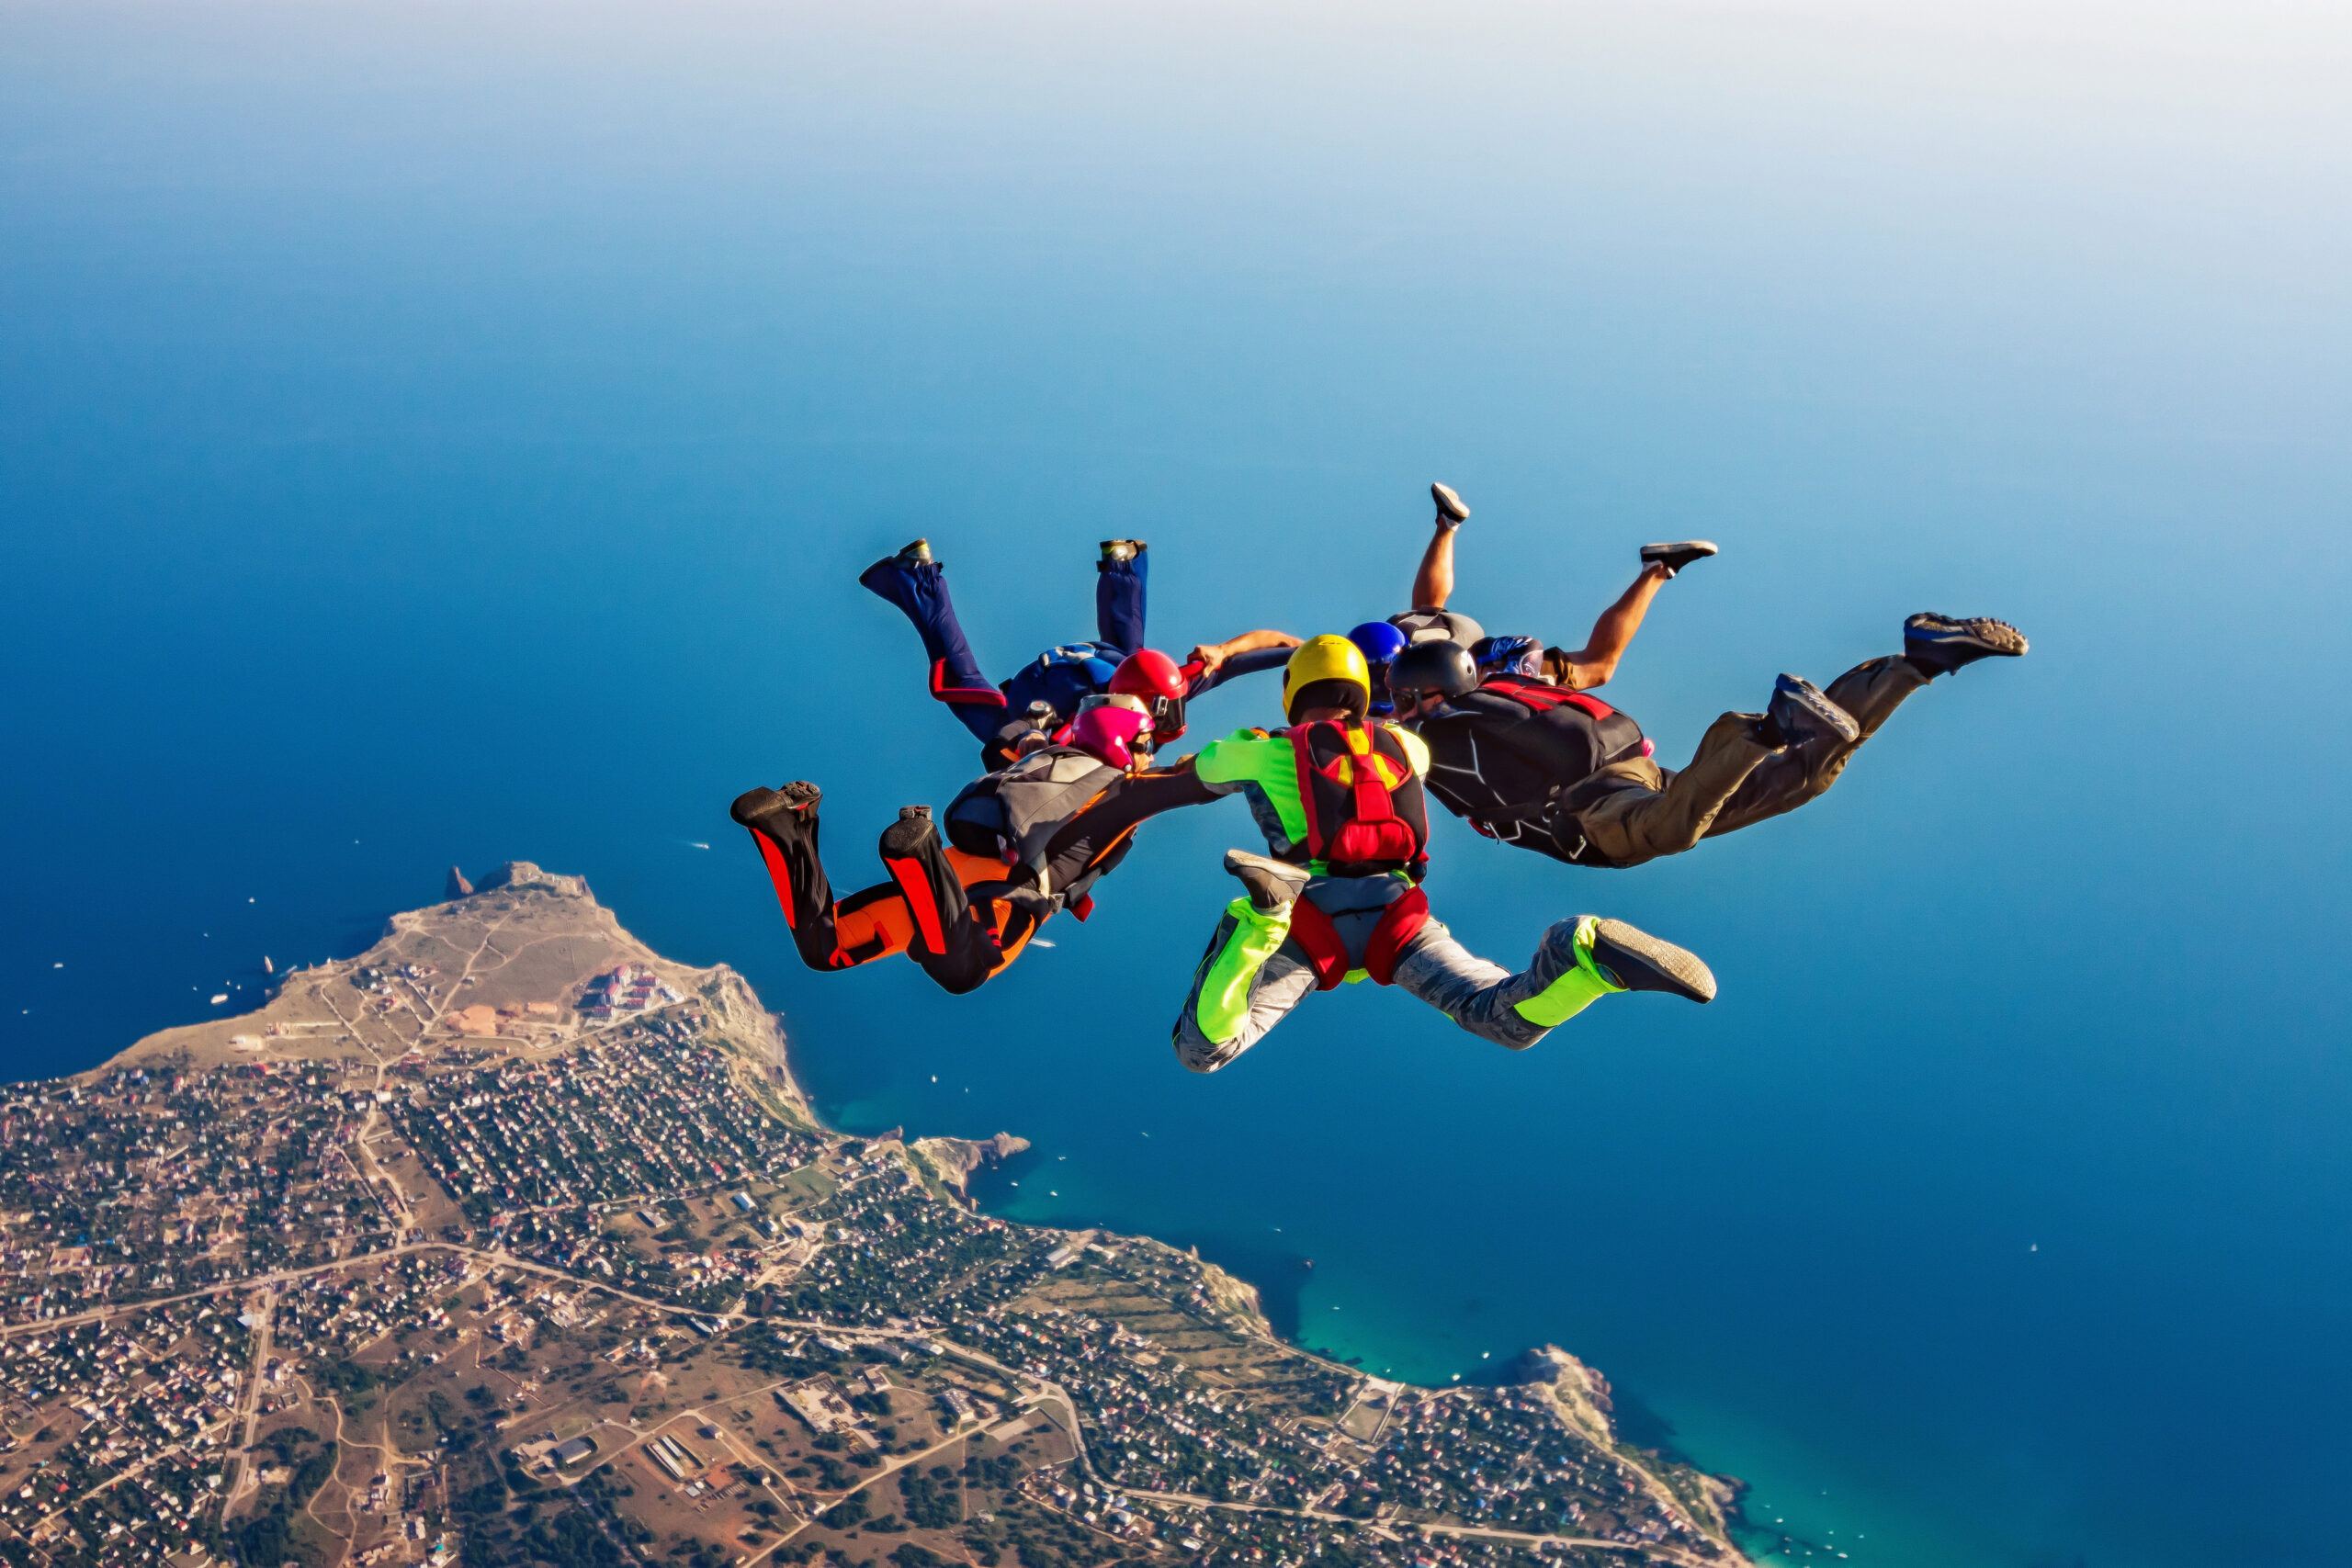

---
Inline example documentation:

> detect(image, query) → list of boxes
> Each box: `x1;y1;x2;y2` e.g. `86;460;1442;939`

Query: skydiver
1385;614;2029;869
1170;635;1716;1074
729;650;1217;995
859;537;1301;769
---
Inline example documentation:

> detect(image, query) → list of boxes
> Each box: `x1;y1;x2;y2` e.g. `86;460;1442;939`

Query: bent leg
1171;899;1318;1073
876;809;975;957
1389;915;1622;1049
1096;548;1148;653
876;808;1021;996
736;788;910;972
1571;713;1777;866
1549;562;1669;690
858;554;1006;742
910;897;1030;997
1704;656;1931;839
1409;520;1458;613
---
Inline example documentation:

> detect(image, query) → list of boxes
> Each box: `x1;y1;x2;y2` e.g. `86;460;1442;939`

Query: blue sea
5;6;2349;1564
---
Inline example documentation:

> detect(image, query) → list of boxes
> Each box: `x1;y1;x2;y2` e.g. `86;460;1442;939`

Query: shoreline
802;1079;1750;1523
63;862;1763;1562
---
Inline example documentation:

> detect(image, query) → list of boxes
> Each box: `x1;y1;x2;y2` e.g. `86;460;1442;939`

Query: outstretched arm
1544;562;1668;690
1188;630;1304;695
1034;761;1223;896
1188;628;1303;673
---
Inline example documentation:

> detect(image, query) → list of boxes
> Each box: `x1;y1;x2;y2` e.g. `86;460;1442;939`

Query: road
1097;1485;1714;1565
1;1241;750;1339
222;1289;277;1513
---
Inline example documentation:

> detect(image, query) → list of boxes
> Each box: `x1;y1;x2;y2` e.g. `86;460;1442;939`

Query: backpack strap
1483;677;1615;721
1290;718;1414;864
1288;723;1329;861
1343;720;1400;829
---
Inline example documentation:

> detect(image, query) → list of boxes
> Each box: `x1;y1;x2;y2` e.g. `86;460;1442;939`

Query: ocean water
5;5;2350;1565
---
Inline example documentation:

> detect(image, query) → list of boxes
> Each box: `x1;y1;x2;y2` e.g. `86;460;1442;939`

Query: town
0;867;1747;1568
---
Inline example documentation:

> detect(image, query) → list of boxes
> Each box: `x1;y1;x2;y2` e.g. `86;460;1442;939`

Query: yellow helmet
1282;634;1373;721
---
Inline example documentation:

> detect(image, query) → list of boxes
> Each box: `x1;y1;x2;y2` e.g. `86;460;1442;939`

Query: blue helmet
1348;621;1409;668
1470;635;1544;679
1348;622;1409;715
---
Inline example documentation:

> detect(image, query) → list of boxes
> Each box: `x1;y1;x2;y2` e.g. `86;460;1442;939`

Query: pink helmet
1066;694;1153;770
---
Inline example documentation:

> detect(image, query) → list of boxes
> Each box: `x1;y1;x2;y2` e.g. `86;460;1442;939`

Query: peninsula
0;865;1752;1568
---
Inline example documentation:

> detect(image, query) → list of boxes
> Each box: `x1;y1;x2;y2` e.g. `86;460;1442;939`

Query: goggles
1081;688;1185;744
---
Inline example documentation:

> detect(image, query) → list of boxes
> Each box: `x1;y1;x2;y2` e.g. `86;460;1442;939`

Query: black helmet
1387;638;1479;701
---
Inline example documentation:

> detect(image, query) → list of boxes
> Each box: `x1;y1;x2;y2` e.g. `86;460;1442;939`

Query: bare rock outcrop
910;1132;1032;1198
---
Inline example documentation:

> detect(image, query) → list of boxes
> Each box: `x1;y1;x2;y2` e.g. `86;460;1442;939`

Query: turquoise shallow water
5;6;2351;1565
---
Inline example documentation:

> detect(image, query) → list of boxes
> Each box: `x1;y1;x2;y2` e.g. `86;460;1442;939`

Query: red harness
1284;887;1430;990
1288;717;1428;873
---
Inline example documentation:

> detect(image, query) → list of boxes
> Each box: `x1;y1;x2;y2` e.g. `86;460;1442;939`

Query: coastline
68;863;1762;1562
797;1023;1764;1551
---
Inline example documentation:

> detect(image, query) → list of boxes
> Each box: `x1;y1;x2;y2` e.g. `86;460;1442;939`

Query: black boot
731;780;821;842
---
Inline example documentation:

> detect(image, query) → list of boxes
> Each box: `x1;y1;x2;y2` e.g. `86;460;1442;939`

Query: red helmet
1107;649;1188;744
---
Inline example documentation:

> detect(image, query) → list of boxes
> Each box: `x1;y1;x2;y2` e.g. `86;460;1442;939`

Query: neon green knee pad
1510;915;1626;1028
1193;897;1292;1045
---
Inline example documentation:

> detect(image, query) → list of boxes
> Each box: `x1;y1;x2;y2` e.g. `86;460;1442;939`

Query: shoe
730;781;820;834
1224;849;1309;915
1586;919;1716;1004
1431;482;1470;526
1904;613;2028;676
880;803;933;837
1764;673;1860;749
1639;540;1717;579
1100;539;1147;564
862;541;938;583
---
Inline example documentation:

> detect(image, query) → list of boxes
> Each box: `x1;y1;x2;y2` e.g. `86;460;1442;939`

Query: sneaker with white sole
1904;613;2028;676
1431;482;1470;527
1639;540;1717;579
1587;919;1717;1004
1224;849;1309;915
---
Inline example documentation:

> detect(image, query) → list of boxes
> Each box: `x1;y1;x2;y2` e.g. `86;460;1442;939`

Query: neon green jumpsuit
1173;726;1629;1072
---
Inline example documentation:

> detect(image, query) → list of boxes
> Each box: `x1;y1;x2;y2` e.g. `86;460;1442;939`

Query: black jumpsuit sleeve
1035;761;1219;891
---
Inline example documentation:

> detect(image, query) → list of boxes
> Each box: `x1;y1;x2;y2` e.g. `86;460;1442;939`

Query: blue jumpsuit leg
1095;550;1148;654
857;556;1006;742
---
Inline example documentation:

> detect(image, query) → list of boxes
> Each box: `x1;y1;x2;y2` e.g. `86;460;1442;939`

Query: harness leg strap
1362;887;1431;985
1284;897;1355;991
